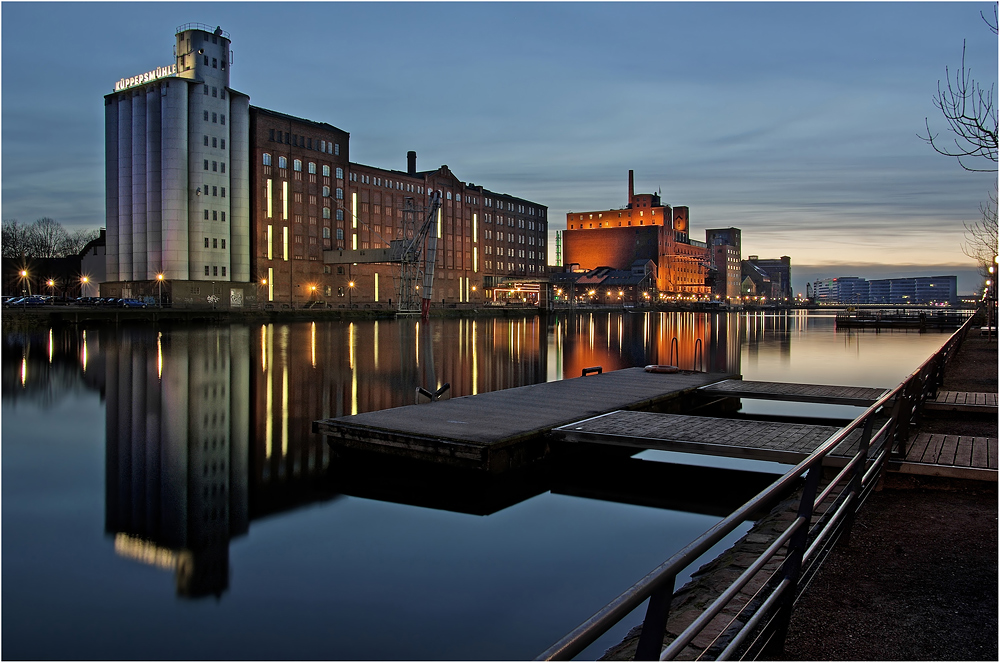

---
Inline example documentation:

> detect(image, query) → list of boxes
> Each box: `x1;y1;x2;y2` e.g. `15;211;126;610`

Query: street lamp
348;280;355;307
156;273;165;307
19;270;30;296
80;275;89;298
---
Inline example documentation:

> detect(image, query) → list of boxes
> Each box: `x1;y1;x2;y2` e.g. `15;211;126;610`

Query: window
212;210;218;221
222;266;227;276
204;110;209;121
336;228;344;240
212;87;217;97
212;112;217;123
204;237;210;248
278;156;287;169
212;58;218;68
263;153;271;165
221;162;226;173
323;207;331;219
221;212;226;223
221;239;226;249
204;55;209;66
221;139;226;150
336;209;344;221
220;115;225;125
322;228;331;239
212;186;218;196
336;167;343;179
204;209;209;220
221;187;226;198
269;129;275;141
204;85;209;96
308;162;316;174
293;159;302;172
204;159;209;171
205;265;210;275
334;143;340;156
204;135;209;146
307;138;313;149
213;266;218;276
213;238;218;249
212;137;217;148
212;161;217;172
323;186;330;197
336;188;343;200
322;165;331;177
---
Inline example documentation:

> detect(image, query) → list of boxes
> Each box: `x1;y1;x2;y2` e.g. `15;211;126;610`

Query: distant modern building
562;171;709;296
811;275;957;305
103;23;546;308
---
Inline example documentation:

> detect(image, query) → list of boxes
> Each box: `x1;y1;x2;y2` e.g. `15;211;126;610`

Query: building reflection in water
94;312;751;598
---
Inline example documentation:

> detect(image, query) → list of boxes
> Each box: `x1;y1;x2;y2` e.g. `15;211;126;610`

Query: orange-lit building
562;171;709;296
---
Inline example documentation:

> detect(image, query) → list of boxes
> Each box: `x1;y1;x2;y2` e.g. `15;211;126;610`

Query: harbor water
1;310;954;659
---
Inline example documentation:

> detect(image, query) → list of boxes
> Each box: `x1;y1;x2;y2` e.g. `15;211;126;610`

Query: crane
322;191;442;320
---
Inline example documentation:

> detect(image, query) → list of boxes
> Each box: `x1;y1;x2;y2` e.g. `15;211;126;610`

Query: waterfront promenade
779;332;998;661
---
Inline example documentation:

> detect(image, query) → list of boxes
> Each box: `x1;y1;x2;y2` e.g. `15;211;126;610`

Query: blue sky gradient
2;2;996;293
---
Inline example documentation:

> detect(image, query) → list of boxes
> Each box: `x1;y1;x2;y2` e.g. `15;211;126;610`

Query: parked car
118;298;147;308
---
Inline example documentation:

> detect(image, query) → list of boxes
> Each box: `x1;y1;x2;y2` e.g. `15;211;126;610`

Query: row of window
203;160;226;173
202;54;225;70
204;265;228;276
260;154;343;180
203;237;227;249
203;84;227;100
204;111;226;125
203;209;227;222
268;129;340;156
200;185;226;197
203;135;227;150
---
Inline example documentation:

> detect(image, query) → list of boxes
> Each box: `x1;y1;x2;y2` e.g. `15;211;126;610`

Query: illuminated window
336;188;343;200
334;143;340;156
278;156;287;169
323;186;330;197
336;167;343;179
322;228;331;239
308;162;316;174
323;207;331;219
322;165;330;177
293;159;302;172
263;153;271;165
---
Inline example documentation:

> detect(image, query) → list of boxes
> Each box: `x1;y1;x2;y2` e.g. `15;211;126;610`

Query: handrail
537;308;980;661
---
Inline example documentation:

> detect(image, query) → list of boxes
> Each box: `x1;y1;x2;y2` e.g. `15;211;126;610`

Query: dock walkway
313;368;732;472
699;379;889;406
924;390;998;414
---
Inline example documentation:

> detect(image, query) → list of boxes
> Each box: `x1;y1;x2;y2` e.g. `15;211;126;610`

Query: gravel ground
778;332;998;661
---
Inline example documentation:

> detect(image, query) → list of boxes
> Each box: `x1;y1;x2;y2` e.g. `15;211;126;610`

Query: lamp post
19;270;30;296
80;275;89;299
156;273;165;307
348;280;355;308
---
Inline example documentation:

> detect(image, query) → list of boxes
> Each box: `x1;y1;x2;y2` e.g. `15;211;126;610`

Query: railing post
766;464;822;658
634;575;677;660
841;416;874;547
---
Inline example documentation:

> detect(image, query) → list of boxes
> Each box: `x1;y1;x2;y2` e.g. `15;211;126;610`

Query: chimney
628;170;634;207
407;151;417;176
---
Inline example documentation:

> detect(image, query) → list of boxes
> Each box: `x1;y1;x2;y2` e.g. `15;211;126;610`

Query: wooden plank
954;437;974;467
939;435;960;466
923;391;998;414
553;411;843;465
921;434;946;464
971;436;990;469
991;437;999;471
906;433;933;464
699;380;889;406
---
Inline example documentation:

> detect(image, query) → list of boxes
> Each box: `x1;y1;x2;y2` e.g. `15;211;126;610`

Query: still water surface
2;311;953;659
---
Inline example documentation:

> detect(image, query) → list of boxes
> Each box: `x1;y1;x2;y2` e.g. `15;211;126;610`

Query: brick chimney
628;169;634;207
407;151;417;176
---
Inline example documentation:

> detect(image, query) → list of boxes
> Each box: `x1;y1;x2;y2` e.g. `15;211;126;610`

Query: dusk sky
2;2;997;294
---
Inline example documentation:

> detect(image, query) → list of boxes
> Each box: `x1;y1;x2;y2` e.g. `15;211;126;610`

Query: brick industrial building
562;171;721;297
103;23;546;308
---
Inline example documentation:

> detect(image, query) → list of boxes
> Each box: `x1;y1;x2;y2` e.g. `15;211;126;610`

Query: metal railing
537;308;979;661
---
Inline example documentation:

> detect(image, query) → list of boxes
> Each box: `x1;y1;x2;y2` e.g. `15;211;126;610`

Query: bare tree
64;228;101;256
964;184;999;276
920;7;998;172
30;217;72;258
2;219;34;259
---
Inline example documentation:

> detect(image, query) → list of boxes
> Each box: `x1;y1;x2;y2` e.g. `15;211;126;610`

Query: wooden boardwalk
889;433;998;480
699;380;890;406
313;368;734;472
552;410;864;466
924;391;998;414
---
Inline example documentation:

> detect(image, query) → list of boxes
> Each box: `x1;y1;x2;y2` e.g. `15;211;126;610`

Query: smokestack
407;151;417;176
628;170;634;206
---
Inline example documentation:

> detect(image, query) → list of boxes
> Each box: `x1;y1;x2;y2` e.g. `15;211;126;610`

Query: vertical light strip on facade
267;267;274;301
374;272;379;302
282;181;288;220
473;213;478;242
474;247;479;273
437;209;442;239
266;179;272;218
352;233;357;250
266;225;273;260
282;227;289;261
352;193;358;229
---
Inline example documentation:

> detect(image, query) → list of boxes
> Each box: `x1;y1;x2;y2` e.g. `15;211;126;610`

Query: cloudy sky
2;2;997;293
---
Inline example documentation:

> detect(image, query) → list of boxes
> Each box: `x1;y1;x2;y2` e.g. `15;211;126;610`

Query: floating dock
699;379;889;406
313;368;734;472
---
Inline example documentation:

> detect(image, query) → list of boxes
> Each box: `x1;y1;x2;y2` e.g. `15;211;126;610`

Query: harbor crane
322;191;443;320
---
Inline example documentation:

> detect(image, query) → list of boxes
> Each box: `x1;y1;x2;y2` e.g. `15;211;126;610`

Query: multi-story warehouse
811;275;957;305
746;256;792;302
705;228;742;301
103;24;546;308
562;171;709;296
